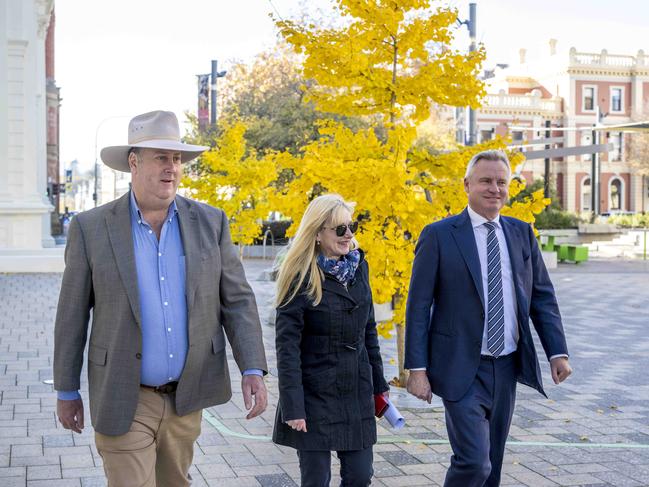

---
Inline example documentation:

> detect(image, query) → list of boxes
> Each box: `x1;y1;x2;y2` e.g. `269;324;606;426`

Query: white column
0;0;61;271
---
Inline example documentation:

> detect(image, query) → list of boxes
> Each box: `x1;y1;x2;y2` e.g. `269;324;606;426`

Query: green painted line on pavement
203;411;649;449
203;409;272;442
377;437;649;449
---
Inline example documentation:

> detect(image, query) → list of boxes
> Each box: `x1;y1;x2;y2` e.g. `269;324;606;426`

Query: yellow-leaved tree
182;121;277;247
185;0;549;384
270;0;548;384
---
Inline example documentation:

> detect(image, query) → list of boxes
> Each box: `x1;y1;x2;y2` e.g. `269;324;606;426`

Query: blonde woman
272;194;389;487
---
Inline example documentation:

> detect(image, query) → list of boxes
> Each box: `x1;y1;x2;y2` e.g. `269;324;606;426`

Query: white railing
484;91;562;112
569;48;647;68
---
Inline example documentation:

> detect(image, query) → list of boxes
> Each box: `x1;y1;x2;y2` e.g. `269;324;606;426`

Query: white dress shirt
467;206;519;357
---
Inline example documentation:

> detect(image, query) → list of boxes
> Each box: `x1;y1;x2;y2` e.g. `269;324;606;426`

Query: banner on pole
197;74;210;130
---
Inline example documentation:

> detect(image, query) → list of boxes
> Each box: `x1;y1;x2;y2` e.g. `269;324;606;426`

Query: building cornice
480;108;563;119
35;0;54;39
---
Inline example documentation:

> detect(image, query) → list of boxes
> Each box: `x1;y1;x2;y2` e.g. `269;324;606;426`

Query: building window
610;132;623;161
480;129;494;142
512;131;524;142
581;177;591;212
583;86;595;111
610;87;623;113
610;178;622;211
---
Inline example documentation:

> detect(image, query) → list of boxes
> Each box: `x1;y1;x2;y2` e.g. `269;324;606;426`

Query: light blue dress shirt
57;192;260;400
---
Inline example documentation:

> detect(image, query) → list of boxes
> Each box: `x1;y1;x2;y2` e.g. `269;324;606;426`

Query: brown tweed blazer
53;192;268;436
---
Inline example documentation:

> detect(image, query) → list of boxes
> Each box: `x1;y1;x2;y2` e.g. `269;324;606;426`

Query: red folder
374;394;389;418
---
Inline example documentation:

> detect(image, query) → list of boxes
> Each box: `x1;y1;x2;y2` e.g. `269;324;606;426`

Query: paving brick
378;450;422;466
222;451;260;467
255;473;296;487
2;477;29;487
27;480;81;487
379;474;432;486
27;464;62;480
196;462;237;479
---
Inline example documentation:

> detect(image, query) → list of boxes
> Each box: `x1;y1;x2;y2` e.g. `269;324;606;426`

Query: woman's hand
382;390;390;399
286;419;307;432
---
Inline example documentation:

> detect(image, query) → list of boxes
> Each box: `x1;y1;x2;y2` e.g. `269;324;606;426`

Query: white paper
384;398;405;430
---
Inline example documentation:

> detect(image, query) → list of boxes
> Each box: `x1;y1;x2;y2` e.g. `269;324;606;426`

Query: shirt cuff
549;354;569;361
408;368;427;371
242;368;263;377
57;390;81;401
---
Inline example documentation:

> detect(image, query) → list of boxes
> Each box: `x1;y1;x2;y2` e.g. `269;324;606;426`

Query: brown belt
140;381;178;394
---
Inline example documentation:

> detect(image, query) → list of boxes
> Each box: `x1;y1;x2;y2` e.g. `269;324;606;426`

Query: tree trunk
396;321;408;387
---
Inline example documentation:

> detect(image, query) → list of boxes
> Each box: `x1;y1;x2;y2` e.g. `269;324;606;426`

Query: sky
55;0;649;171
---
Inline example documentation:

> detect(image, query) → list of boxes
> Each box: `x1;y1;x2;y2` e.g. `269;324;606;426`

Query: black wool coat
272;254;390;451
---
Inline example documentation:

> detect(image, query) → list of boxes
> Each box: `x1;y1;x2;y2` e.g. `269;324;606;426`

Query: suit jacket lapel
105;192;141;326
176;196;202;312
500;217;527;321
450;209;485;310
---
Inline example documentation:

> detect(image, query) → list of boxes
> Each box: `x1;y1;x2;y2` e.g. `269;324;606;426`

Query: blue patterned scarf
317;250;361;285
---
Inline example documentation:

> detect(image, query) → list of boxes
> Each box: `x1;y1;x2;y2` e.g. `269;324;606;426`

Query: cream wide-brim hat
100;110;209;172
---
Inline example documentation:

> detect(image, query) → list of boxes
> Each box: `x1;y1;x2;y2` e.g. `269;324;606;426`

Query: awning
593;121;649;132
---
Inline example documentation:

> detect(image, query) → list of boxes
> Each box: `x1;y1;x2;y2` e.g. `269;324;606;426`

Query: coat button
480;312;485;319
135;353;142;359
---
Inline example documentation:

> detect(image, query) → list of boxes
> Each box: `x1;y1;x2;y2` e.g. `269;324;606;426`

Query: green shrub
607;213;649;228
534;209;581;229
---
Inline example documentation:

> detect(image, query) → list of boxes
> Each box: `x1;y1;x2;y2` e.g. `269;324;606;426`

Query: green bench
538;234;588;264
557;244;588;264
540;234;557;252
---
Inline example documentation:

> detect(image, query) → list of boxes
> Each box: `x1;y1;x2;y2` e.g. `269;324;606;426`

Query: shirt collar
129;190;178;225
467;205;500;229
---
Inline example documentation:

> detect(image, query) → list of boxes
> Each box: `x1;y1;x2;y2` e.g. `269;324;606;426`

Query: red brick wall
600;173;630;212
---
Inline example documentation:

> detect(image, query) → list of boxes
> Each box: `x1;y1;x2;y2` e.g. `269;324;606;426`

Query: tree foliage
183;0;549;383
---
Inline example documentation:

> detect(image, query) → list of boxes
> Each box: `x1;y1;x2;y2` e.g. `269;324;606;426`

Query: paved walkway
1;259;649;486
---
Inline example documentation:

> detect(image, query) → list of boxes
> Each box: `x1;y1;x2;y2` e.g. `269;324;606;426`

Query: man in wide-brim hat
53;110;269;486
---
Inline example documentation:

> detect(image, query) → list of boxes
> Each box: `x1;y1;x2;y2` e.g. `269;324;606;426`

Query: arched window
610;178;623;211
581;177;591;212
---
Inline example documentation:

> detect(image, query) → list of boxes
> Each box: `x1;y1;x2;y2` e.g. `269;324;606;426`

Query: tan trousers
95;387;202;487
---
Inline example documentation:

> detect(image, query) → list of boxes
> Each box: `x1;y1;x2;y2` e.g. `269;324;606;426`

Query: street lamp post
210;60;227;125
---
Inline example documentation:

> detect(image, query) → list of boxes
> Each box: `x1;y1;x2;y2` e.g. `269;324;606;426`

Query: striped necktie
484;221;505;357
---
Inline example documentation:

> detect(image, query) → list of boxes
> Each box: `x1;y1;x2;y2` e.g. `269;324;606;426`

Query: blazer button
481;312;485;319
135;353;142;360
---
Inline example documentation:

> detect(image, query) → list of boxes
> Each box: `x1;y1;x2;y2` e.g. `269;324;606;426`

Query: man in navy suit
405;150;572;487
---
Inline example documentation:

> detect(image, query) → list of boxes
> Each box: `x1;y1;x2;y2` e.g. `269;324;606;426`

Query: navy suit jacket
404;208;569;401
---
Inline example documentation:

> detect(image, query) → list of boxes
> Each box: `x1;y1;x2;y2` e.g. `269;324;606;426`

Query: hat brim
100;139;209;172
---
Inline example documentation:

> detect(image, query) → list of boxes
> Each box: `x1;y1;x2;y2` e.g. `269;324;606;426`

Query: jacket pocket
212;334;226;354
88;344;107;366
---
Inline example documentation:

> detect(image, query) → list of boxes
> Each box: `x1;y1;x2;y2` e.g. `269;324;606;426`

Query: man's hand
57;398;84;434
241;375;268;420
286;419;307;432
550;357;572;384
406;370;432;403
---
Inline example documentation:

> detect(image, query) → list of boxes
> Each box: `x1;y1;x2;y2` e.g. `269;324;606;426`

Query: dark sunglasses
325;221;359;237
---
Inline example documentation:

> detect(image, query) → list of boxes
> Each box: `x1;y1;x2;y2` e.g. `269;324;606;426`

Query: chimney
519;48;527;64
549;39;557;56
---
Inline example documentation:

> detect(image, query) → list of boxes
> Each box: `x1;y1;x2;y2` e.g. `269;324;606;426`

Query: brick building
473;45;649;214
